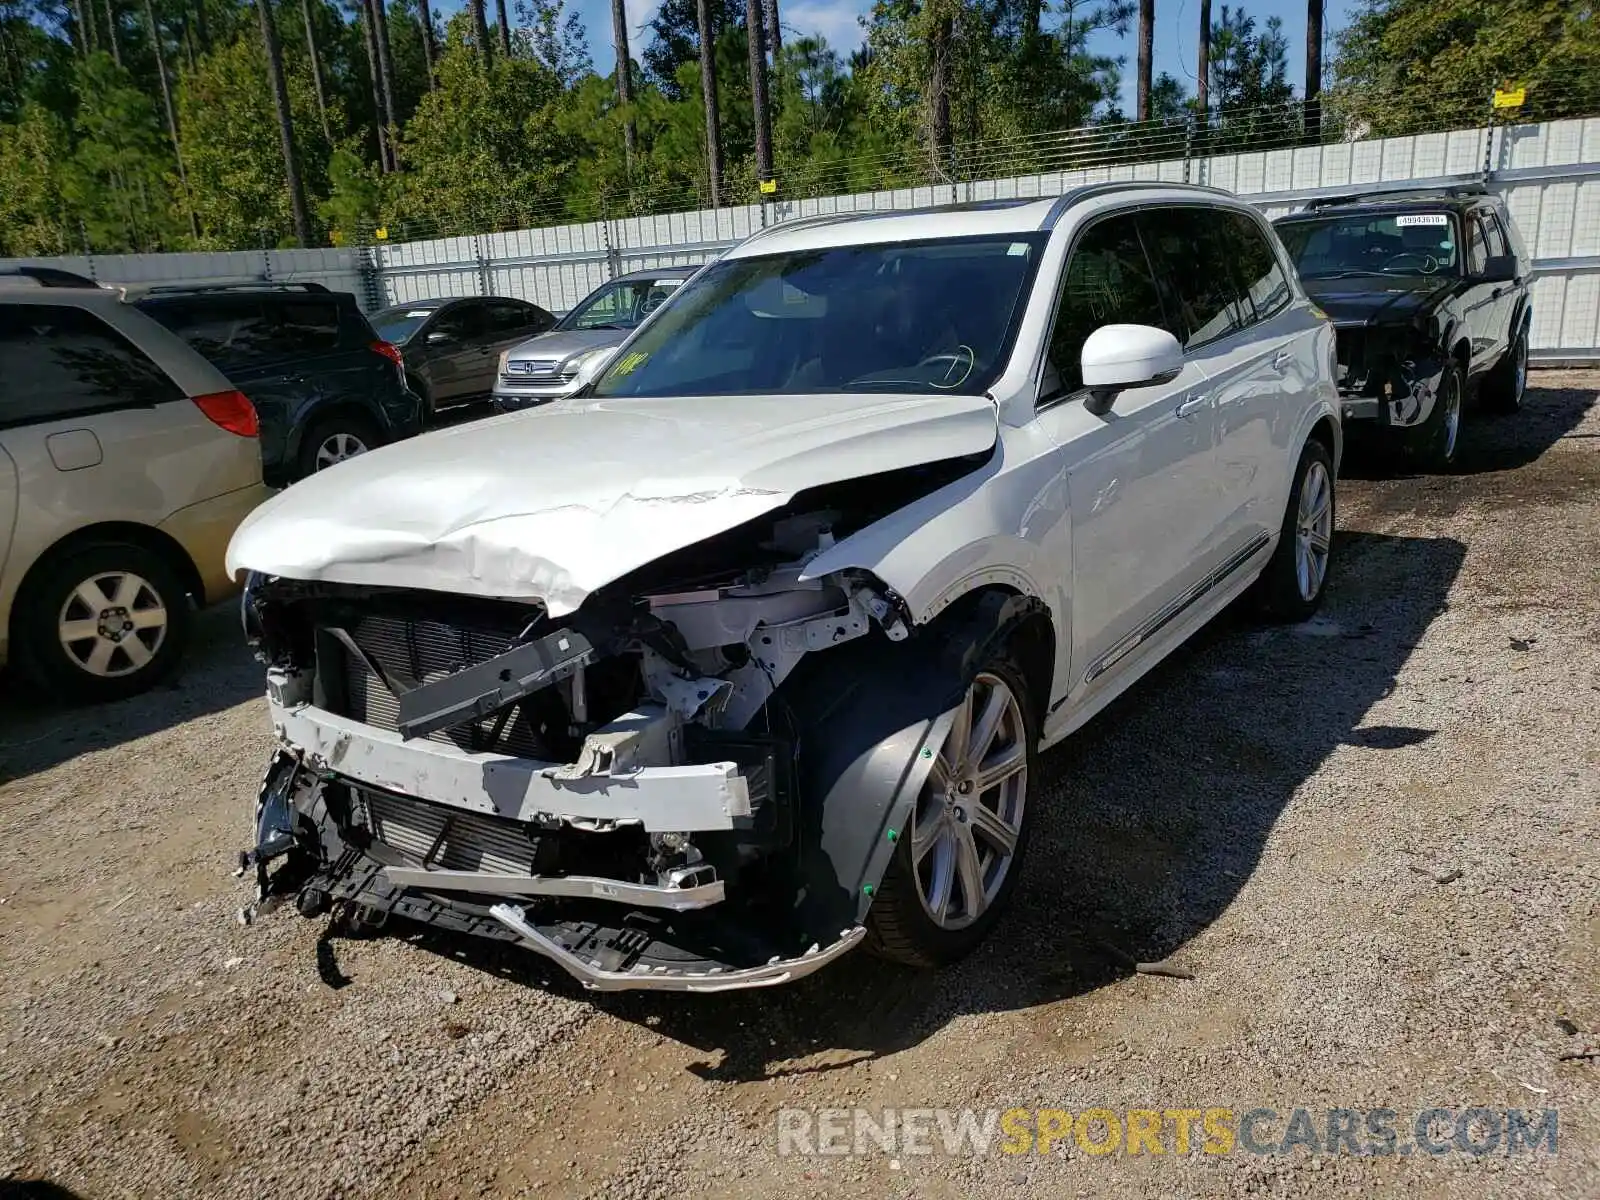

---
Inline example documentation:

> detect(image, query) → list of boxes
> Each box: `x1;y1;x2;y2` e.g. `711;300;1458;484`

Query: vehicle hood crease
226;392;999;614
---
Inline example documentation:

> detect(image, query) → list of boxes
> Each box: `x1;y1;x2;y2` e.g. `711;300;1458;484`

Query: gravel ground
1;370;1596;1200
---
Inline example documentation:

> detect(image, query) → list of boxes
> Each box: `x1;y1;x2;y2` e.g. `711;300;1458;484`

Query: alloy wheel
911;671;1029;931
57;571;169;678
314;431;369;470
1441;372;1463;460
1295;460;1333;602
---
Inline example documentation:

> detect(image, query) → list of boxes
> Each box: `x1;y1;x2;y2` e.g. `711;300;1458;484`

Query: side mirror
1479;254;1517;284
426;330;454;345
1080;323;1184;414
568;348;617;392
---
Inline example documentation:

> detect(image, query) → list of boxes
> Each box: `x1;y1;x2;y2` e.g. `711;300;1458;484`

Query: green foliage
1;0;1591;254
1334;0;1600;133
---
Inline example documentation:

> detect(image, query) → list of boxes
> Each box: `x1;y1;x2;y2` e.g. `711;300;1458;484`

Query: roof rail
0;265;103;288
138;280;332;296
1303;182;1489;211
1042;180;1234;228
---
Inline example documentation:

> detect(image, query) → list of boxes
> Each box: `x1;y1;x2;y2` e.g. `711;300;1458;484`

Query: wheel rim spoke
84;639;117;675
943;688;973;773
59;618;100;643
110;572;142;608
130;606;167;630
74;580;111;612
951;822;987;920
119;636;153;669
911;798;946;865
967;684;1008;770
968;797;1020;857
975;742;1026;794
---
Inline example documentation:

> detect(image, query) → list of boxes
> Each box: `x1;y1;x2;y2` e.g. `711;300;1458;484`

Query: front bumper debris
489;904;867;992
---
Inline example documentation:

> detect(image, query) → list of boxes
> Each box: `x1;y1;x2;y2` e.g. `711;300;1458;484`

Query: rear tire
1481;324;1528;415
1252;439;1336;623
296;412;381;480
867;657;1038;967
13;541;193;704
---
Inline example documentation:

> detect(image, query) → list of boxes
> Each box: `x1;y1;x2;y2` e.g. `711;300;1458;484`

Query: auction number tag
1395;214;1449;227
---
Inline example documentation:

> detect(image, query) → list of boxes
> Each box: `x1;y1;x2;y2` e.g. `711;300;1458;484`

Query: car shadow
0;604;260;784
399;529;1465;1081
1341;374;1595;479
0;1183;89;1200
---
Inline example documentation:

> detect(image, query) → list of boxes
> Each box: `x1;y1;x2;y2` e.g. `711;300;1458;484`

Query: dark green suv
134;282;425;485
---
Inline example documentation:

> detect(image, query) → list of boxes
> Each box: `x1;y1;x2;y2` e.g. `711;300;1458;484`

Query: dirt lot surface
2;371;1597;1200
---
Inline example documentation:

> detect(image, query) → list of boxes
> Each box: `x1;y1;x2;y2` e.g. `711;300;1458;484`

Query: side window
271;299;341;353
1138;208;1254;347
1465;217;1489;274
485;301;542;333
142;297;277;370
571;286;624;329
1045;213;1171;397
433;305;488;340
0;304;183;429
1223;212;1292;322
1480;210;1510;259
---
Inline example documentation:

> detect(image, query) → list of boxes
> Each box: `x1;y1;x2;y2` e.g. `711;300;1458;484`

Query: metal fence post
355;231;385;312
474;233;491;295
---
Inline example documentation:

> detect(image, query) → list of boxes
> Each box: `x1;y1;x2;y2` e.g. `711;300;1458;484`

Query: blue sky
449;0;1361;111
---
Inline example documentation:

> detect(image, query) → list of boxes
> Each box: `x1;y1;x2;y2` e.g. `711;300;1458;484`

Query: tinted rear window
0;303;183;428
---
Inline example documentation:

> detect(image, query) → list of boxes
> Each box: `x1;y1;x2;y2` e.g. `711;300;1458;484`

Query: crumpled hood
504;328;624;364
226;392;998;615
1305;280;1452;327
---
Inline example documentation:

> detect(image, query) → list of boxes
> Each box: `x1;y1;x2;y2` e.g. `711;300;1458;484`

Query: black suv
134;283;425;485
1274;187;1530;469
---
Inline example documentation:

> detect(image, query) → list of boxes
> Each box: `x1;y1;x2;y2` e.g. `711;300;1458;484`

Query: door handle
1271;350;1294;372
1175;393;1209;418
1491;287;1505;299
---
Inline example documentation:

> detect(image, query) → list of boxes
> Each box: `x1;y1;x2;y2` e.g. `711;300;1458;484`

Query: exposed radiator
339;614;545;758
362;788;537;876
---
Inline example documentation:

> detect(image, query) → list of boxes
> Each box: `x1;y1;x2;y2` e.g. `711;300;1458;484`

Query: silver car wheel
1294;460;1333;602
314;431;369;470
911;671;1028;931
1513;334;1528;402
57;571;169;678
1441;372;1462;460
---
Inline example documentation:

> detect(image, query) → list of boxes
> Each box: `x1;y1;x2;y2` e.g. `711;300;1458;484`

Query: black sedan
371;296;556;414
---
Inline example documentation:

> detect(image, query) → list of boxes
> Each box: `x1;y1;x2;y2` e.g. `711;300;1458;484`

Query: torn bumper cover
1333;325;1446;429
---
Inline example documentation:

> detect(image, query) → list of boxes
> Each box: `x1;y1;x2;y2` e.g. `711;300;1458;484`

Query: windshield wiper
1302;269;1383;280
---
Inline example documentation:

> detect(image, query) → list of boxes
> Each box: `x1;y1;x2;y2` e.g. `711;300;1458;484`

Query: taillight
370;340;404;366
192;389;259;437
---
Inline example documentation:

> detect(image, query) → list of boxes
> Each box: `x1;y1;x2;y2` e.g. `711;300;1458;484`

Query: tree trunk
1196;0;1210;127
359;0;391;170
1136;0;1152;121
695;0;722;205
255;0;313;246
468;0;490;64
181;12;196;71
193;0;210;53
745;0;772;186
371;0;400;155
417;0;437;87
928;9;952;165
610;0;635;168
1022;0;1040;42
141;0;200;240
69;0;94;55
763;0;778;62
104;0;122;65
1305;0;1322;137
299;0;331;141
495;0;510;57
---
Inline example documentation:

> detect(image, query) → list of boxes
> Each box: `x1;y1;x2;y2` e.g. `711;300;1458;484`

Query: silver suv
0;282;270;701
492;267;697;410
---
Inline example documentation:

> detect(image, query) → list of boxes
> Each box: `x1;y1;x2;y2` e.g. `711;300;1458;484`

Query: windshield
371;306;439;344
1278;212;1460;279
590;235;1046;398
556;278;684;332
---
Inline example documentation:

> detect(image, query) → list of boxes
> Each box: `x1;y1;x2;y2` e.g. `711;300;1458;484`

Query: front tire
867;658;1038;967
1481;324;1528;415
1411;363;1464;471
13;541;193;703
1252;439;1336;623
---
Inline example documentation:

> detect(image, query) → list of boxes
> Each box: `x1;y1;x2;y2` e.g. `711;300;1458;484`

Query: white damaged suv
228;184;1339;991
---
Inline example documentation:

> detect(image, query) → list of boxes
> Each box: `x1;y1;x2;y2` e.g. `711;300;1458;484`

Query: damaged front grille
360;787;537;875
338;614;547;758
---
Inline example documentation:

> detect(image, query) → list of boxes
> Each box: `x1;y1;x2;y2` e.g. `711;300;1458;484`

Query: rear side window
1139;208;1254;348
432;304;489;340
1480;210;1510;259
1222;212;1293;322
1047;213;1171;396
485;301;548;333
0;304;183;429
1465;218;1489;274
142;295;342;368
